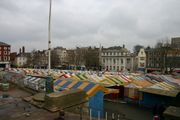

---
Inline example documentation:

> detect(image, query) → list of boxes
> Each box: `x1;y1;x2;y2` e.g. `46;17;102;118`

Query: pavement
0;84;153;120
104;100;153;120
0;85;94;120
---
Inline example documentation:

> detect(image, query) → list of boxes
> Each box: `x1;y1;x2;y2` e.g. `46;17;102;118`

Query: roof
164;106;180;118
0;41;10;46
54;79;118;98
140;87;180;97
132;80;153;88
17;53;31;57
102;46;129;52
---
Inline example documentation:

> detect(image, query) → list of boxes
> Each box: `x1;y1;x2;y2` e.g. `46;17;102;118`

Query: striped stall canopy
53;79;118;97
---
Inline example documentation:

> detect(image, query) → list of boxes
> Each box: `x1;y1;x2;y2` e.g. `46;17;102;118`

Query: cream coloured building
101;46;134;72
135;48;146;71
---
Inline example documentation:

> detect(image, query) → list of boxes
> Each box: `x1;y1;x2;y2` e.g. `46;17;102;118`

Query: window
4;56;7;61
140;57;145;60
121;59;123;64
106;66;108;70
110;52;112;55
110;58;112;62
4;51;7;55
106;58;108;61
127;58;130;64
113;66;115;70
103;59;105;63
110;66;112;70
121;66;124;70
113;52;116;55
107;52;108;56
117;66;119;70
113;59;116;64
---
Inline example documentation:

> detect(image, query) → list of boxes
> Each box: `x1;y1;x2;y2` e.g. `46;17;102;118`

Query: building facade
52;47;67;67
146;39;180;73
171;37;180;48
146;48;163;72
32;50;48;69
15;46;31;67
101;45;134;72
0;42;11;68
15;55;28;67
10;52;17;67
135;48;146;71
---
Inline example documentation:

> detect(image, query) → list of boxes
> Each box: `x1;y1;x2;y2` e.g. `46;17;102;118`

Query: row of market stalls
5;68;180;109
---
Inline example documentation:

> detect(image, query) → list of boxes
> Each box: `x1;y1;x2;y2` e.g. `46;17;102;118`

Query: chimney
22;46;25;53
123;44;125;48
19;48;21;54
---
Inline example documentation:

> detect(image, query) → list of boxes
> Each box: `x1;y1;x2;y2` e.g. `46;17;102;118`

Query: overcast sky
0;0;180;52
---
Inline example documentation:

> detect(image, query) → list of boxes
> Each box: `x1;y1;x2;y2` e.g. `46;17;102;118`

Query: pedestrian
153;104;159;120
158;103;166;120
153;104;157;115
153;115;159;120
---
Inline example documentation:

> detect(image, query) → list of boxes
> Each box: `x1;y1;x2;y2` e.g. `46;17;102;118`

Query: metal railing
62;105;132;120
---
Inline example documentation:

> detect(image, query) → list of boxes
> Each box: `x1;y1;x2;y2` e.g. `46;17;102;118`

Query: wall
89;91;104;118
139;92;174;108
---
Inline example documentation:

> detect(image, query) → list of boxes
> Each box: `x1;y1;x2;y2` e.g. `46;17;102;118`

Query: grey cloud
0;0;180;52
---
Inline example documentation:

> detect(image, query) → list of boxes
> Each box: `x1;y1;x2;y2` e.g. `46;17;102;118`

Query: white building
135;48;146;71
15;55;28;67
15;46;30;67
101;46;134;72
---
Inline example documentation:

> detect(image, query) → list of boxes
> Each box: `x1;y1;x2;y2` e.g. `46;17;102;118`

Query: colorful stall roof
54;79;118;98
7;68;180;93
140;87;180;97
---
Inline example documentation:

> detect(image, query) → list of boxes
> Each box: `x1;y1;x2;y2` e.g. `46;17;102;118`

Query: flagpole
48;0;52;75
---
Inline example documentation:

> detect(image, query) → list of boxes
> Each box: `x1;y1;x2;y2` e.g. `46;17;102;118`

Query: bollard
98;111;100;120
112;113;115;120
105;112;108;120
89;109;92;120
117;114;120;120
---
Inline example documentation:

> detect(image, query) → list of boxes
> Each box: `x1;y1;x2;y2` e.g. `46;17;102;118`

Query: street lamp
48;0;52;75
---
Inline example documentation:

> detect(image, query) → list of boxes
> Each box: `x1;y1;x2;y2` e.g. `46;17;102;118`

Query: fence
62;105;132;120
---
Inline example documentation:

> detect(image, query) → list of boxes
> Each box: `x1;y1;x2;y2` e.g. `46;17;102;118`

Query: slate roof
0;41;10;46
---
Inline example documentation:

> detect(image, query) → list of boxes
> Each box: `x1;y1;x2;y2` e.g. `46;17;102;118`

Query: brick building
0;41;11;68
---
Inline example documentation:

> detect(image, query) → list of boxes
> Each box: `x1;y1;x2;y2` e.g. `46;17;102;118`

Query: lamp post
48;0;52;75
